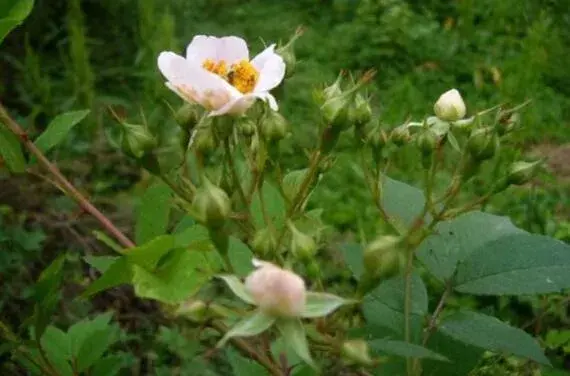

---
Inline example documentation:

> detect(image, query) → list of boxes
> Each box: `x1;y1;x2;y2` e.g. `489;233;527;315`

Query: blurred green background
1;0;570;374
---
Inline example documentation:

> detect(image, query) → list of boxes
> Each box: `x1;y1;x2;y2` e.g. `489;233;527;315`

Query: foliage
1;1;570;375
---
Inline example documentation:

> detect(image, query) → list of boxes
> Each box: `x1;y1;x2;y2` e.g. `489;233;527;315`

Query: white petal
158;51;240;110
251;44;285;92
186;35;249;65
216;36;249;64
208;92;277;117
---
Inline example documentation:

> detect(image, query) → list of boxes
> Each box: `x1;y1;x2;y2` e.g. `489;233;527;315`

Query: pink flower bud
245;259;306;317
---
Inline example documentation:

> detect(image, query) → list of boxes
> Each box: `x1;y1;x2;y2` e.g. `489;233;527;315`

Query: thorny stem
210;321;283;376
224;138;249;212
274;148;323;252
0;103;135;249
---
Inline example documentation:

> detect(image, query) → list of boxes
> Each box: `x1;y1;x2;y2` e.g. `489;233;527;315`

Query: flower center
202;59;259;94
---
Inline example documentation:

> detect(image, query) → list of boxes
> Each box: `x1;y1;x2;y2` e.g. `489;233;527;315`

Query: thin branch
210;321;283;376
0;103;135;249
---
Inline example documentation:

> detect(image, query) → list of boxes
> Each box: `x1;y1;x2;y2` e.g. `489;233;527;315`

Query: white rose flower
434;88;466;121
158;35;285;116
245;259;306;317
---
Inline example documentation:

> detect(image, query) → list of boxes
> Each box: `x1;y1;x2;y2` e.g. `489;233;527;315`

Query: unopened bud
390;126;411;146
175;103;201;130
245;259;306;317
191;178;231;228
193;124;217;154
288;221;317;261
434;89;466;122
342;340;374;366
349;93;373;129
507;160;542;185
467;127;498;161
260;110;288;142
276;28;303;78
363;235;403;280
367;125;388;157
175;300;208;323
497;112;520;136
321;95;351;130
238;118;256;137
314;73;343;106
416;129;439;155
251;228;277;256
121;122;156;159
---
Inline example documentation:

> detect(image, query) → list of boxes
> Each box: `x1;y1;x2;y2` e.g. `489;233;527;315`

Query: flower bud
349;93;373;129
191;178;231;228
467;127;498;161
314;73;343;106
251;228;277;256
175;103;201;130
434;89;466;122
245;259;306;317
276;28;303;78
363;235;403;280
288;221;317;261
367;125;388;157
238;118;256;138
120;122;157;159
175;299;208;323
507;160;542;185
416;129;439;155
321;95;351;130
342;340;374;366
260;110;288;142
497;112;520;136
193;125;217;154
390;126;411;146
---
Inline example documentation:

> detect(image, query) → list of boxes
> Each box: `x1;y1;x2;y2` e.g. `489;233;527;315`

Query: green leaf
369;338;448;362
34;255;65;303
226;348;270;376
251;182;286;229
81;258;131;298
283;168;309;202
40;326;73;376
90;354;127;376
217;310;276;347
417;212;523;282
131;249;209;304
0;123;26;173
339;242;364;280
84;255;119;273
422;331;484;376
0;0;34;43
135;181;172;244
380;175;426;229
31;255;65;339
76;327;120;372
422;330;484;376
276;318;315;369
301;292;353;318
454;233;570;295
218;275;255;305
0;0;35;19
362;274;427;341
439;311;550;365
68;312;114;357
446;131;461;152
127;235;175;271
228;237;254;276
33;110;90;154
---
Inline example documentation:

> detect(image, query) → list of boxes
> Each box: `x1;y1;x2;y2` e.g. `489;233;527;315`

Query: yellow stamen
228;60;259;94
202;59;228;76
202;58;259;94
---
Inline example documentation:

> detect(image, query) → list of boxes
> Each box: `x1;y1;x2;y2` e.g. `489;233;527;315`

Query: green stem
224;138;249;211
